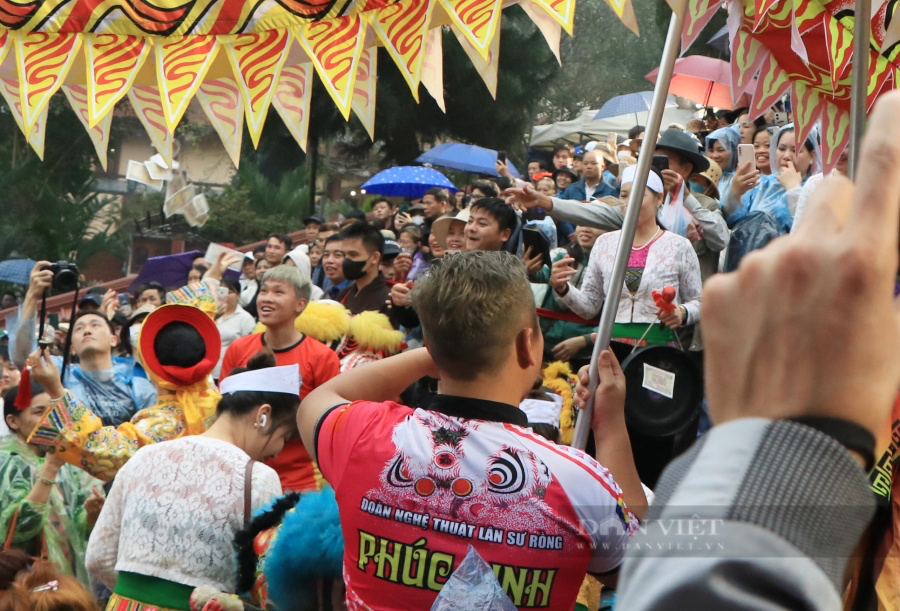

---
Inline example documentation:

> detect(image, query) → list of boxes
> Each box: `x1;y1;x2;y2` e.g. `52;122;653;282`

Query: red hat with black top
139;304;221;386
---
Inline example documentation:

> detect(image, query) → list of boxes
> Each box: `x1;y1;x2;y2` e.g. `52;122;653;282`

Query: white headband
621;164;664;194
219;365;301;396
519;397;562;427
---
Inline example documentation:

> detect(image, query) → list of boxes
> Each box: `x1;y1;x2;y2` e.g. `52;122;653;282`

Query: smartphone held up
737;144;755;169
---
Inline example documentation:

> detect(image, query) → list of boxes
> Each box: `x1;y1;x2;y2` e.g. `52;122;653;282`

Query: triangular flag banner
351;47;377;140
788;5;808;65
0;30;11;67
272;63;314;152
520;0;561;64
603;0;638;36
790;81;822;149
0;78;47;160
85;34;151;127
420;27;445;111
529;0;575;36
883;3;900;53
452;23;499;98
439;0;503;59
14;32;82;138
196;78;244;169
295;15;367;120
62;85;113;172
748;54;790;121
681;0;721;52
822;13;852;85
752;0;782;33
867;52;894;111
223;29;291;148
155;35;220;131
127;85;175;167
820;101;849;175
793;0;825;32
367;0;434;100
731;29;769;100
726;0;742;52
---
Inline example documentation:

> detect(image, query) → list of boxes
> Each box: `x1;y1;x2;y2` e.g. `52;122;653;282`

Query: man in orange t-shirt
220;265;340;491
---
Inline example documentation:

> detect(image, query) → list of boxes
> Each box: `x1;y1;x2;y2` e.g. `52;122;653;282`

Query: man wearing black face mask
337;222;394;322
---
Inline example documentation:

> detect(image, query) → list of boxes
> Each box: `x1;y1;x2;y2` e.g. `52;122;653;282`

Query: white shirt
213;306;257;379
239;279;257;308
792;171;827;231
86;436;282;591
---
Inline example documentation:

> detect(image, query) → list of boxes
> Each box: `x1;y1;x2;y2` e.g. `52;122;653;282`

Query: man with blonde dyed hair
221;264;339;491
412;250;536;380
301;251;646;609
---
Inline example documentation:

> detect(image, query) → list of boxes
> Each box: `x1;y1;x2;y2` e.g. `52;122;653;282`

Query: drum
620;345;703;488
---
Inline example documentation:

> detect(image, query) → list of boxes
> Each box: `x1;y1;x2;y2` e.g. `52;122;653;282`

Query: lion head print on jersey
371;411;560;531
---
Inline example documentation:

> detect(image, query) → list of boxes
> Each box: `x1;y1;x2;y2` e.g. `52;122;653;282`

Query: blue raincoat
49;355;157;426
11;312;156;426
729;124;822;234
705;125;740;209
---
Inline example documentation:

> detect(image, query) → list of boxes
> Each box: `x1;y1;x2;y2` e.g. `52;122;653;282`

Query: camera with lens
42;261;80;292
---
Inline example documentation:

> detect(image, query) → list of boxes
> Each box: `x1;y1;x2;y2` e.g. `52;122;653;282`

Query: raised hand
702;91;900;437
550;257;577;293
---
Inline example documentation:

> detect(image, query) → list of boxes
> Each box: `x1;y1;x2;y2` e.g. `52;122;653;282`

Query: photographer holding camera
11;262;156;427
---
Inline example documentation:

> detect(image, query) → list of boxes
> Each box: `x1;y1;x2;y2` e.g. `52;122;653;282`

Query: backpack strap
243;458;256;527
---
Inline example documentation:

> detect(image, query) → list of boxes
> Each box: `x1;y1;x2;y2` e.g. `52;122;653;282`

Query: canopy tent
529;106;697;149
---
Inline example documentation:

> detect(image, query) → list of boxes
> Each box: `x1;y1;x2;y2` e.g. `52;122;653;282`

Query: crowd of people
0;89;898;611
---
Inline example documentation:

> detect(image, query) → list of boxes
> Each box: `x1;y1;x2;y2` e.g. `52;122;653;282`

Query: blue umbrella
0;258;37;285
362;166;458;198
416;142;523;178
593;92;677;122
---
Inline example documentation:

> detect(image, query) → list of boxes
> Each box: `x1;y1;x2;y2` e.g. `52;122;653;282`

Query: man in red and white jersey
300;251;646;609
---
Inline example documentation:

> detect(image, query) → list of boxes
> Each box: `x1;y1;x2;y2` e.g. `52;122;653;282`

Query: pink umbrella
646;56;750;109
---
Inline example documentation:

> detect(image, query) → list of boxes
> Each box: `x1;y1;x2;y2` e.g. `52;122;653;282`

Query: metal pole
572;4;686;451
308;128;319;218
848;0;870;179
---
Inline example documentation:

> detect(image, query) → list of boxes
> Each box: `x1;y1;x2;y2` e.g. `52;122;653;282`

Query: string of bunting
0;0;642;167
5;0;895;178
683;0;900;176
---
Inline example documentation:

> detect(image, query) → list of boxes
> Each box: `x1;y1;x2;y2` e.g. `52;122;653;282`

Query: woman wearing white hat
85;354;298;610
549;165;702;347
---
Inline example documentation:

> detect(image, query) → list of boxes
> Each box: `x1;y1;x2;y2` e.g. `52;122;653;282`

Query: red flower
652;285;677;315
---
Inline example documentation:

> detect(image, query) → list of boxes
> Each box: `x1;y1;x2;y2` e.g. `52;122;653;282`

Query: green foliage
25;182;125;267
320;198;355;220
538;0;667;122
196;164;311;244
118;190;165;234
538;0;728;123
0;96;127;265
